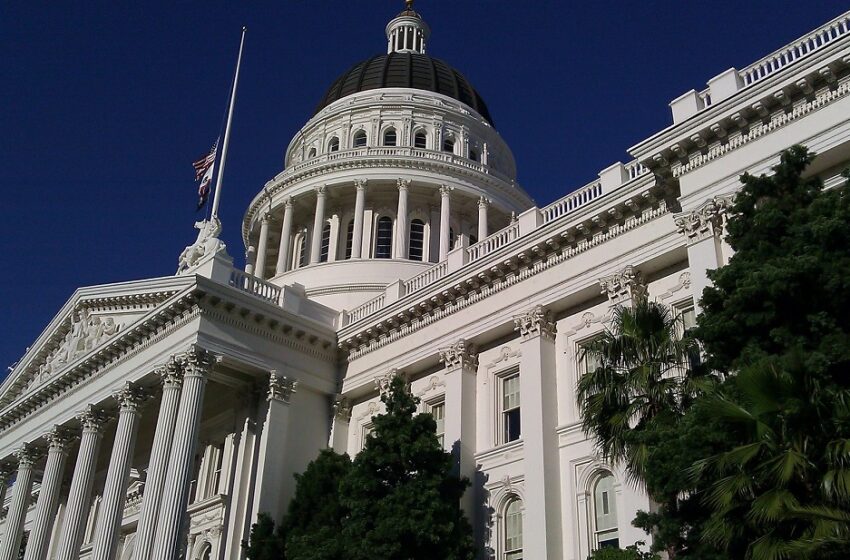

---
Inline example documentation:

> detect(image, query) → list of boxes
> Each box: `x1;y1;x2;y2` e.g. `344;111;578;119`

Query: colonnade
0;347;218;560
248;179;492;279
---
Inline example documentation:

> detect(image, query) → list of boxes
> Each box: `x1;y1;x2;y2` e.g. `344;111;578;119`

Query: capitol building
2;4;850;560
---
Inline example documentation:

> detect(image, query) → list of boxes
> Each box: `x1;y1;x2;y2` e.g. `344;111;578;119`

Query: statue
176;217;226;274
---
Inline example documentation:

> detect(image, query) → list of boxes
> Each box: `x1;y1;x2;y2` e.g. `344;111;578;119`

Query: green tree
340;375;476;560
281;449;352;560
587;541;659;560
243;513;284;560
693;147;850;559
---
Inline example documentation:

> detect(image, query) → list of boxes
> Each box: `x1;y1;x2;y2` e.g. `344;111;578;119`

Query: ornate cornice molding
438;339;478;371
674;194;735;243
513;305;556;341
598;265;647;304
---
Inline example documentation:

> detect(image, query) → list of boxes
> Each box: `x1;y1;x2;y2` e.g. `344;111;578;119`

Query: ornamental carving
77;405;109;433
14;444;38;467
513;305;556;341
180;346;218;379
332;396;352;422
45;426;76;453
156;356;185;389
267;371;298;403
177;216;227;274
599;265;647;304
673;194;734;243
375;368;405;396
112;382;148;412
438;339;478;371
38;308;123;381
397;178;411;191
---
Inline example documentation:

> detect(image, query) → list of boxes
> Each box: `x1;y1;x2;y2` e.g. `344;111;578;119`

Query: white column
151;347;215;560
91;384;146;560
0;446;38;560
55;407;108;560
674;197;731;312
439;185;452;260
309;186;327;264
438;341;477;516
23;429;74;560
250;372;297;524
329;397;352;453
395;179;410;259
275;198;294;275
253;213;271;280
477;197;489;241
244;246;256;276
513;305;562;559
132;361;183;560
351;180;367;259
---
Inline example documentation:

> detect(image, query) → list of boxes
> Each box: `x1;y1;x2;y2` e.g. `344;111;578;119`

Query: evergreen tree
340;375;476;560
243;513;285;560
693;147;850;559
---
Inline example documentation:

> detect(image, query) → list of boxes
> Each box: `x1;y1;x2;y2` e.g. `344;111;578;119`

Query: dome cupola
386;0;430;54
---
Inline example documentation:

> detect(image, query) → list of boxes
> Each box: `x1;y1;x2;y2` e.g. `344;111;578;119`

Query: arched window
469;148;479;162
344;220;355;259
504;498;523;560
297;230;308;268
328;137;340;152
353;130;367;148
408;219;425;261
414;130;427;149
443;136;455;153
383;128;397;147
308;147;317;158
593;473;619;549
375;216;393;259
319;223;331;262
198;543;212;560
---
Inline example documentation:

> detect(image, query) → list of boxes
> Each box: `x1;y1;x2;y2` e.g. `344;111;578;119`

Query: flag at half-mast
192;140;218;210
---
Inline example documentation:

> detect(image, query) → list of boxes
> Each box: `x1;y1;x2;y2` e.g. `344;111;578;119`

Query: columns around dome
244;179;510;281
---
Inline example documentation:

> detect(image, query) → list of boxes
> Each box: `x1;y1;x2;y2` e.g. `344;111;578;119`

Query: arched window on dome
328;137;340;152
344;220;355;259
375;216;393;259
408;219;425;261
592;472;619;549
294;229;308;269
443;136;455;154
353;130;367;148
308;147;317;159
319;223;331;263
414;130;427;149
469;148;479;162
383;128;397;147
504;497;523;560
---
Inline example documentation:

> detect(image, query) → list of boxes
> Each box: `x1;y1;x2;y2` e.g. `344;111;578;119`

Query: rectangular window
361;424;373;450
581;342;603;376
430;400;445;446
502;373;521;443
678;304;701;371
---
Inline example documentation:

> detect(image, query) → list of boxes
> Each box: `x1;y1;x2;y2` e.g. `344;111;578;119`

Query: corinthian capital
112;381;148;412
332;396;352;422
77;405;109;433
513;305;556;341
45;426;76;453
354;179;368;191
599;265;647;305
14;444;39;468
267;371;298;403
438;339;478;371
156;355;184;389
674;194;734;243
397;178;411;191
180;345;219;379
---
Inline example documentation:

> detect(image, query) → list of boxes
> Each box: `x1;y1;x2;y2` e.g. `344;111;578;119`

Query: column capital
14;444;39;468
478;196;489;209
283;196;294;209
77;405;109;434
45;425;76;453
156;355;185;389
673;194;734;243
267;371;298;403
439;184;452;197
375;368;406;396
180;345;219;379
438;339;478;371
332;396;352;422
513;305;556;341
112;381;148;413
397;178;411;191
354;178;368;191
598;265;647;305
258;210;271;224
314;185;327;197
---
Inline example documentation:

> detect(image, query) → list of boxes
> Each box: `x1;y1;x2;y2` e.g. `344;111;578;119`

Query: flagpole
211;26;246;220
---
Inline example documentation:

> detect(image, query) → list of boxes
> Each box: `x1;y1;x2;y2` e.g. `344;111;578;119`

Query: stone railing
740;11;850;87
228;269;282;304
625;160;649;180
467;221;520;261
346;293;387;324
541;180;604;223
402;261;449;296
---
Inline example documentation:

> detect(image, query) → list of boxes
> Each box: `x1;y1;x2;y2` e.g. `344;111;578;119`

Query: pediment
0;276;194;408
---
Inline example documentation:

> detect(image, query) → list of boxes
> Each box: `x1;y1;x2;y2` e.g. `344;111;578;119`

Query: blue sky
1;0;847;373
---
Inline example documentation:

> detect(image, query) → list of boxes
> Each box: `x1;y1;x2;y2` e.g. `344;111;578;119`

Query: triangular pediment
0;275;196;408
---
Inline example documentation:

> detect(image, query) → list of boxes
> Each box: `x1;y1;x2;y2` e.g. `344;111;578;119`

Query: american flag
193;140;218;210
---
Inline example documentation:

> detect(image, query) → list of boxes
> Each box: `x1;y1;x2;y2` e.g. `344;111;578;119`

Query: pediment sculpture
36;308;123;383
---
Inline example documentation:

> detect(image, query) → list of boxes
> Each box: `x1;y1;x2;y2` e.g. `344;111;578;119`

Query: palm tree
577;299;702;481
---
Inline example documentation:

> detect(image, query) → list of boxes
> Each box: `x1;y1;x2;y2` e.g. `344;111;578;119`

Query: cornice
339;192;673;361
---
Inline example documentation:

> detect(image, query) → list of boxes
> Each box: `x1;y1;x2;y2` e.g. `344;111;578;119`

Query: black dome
314;52;494;126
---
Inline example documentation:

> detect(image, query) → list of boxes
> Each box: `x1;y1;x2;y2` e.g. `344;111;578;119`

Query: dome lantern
386;0;430;54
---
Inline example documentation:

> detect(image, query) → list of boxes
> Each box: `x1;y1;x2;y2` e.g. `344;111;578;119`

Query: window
297;231;308;268
429;400;445;446
469;148;479;162
502;373;521;443
319;223;331;262
308;147;317;158
443;136;455;153
353;130;367;148
383;128;397;146
504;498;523;560
414;130;427;149
198;542;212;560
580;340;603;376
344;220;354;259
375;216;393;259
679;304;701;371
408;219;425;261
593;473;619;549
361;423;374;450
328;136;340;152
681;305;697;332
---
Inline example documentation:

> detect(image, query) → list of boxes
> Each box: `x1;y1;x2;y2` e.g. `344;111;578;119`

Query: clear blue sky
1;1;847;373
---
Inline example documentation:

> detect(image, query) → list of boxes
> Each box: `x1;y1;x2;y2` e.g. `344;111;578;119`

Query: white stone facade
1;6;850;560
